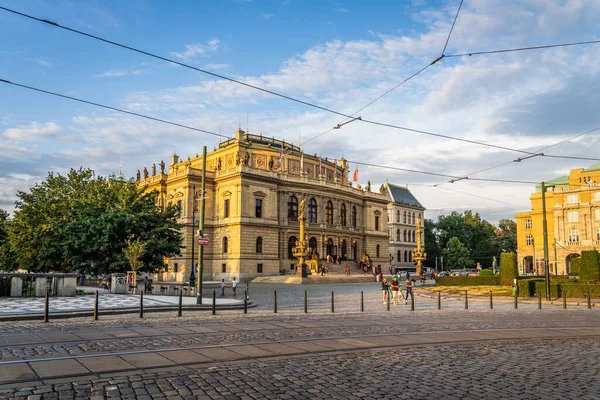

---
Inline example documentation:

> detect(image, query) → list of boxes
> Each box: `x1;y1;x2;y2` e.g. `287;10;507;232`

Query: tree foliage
580;250;600;282
8;168;182;274
442;236;474;270
0;209;17;271
123;238;146;272
423;218;441;268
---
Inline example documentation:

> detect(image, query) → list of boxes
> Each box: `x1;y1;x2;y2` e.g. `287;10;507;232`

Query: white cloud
335;8;350;13
35;58;52;67
263;13;274;20
4;122;61;141
170;39;220;60
96;69;145;78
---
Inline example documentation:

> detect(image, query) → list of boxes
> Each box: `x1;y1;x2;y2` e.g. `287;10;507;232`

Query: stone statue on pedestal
160;160;165;174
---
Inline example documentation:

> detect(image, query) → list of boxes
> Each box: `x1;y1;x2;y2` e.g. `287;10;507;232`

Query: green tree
442;236;474;270
580;250;600;282
0;209;17;271
494;219;517;253
423;218;441;268
123;238;146;272
9;168;182;274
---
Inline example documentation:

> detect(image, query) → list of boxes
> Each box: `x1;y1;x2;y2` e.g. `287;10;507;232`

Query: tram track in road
1;325;600;387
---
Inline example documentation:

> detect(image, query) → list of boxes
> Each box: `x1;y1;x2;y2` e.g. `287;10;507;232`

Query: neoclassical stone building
384;183;425;267
141;129;390;282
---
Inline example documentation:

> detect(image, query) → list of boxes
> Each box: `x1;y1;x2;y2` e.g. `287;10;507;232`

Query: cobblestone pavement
0;338;599;399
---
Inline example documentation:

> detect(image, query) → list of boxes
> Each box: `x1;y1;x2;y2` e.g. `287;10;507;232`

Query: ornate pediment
221;190;232;197
253;191;267;198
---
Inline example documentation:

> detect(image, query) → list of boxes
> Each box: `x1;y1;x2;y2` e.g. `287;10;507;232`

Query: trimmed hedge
499;252;518;286
535;281;561;298
518;278;544;297
560;283;600;298
570;257;581;276
580;250;600;282
479;269;494;276
434;276;500;286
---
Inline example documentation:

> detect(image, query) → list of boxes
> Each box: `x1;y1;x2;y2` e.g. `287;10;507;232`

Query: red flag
353;167;358;182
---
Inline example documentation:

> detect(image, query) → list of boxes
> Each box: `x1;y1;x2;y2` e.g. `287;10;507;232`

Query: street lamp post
541;181;555;300
196;146;207;304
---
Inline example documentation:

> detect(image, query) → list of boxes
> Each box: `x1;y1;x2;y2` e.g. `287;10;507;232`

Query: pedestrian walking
345;265;349;276
381;278;390;304
391;276;400;304
220;279;226;296
231;277;238;296
405;277;413;302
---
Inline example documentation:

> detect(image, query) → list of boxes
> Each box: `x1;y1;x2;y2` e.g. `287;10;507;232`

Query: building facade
515;163;600;275
141;130;390;282
385;183;425;267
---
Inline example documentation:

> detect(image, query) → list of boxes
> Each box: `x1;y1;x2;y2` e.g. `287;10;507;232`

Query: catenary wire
441;0;464;55
0;78;229;139
1;5;579;158
432;186;530;209
444;39;600;58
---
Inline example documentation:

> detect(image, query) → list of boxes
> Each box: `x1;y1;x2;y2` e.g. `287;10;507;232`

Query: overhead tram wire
432;186;530;210
305;0;464;146
0;78;229;139
443;39;600;58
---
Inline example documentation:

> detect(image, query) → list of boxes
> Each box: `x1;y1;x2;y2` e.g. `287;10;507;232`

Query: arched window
340;203;347;226
403;230;407;242
396;210;400;222
308;198;317;223
351;205;357;227
288;236;297;259
404;250;408;262
376;245;380;258
309;237;318;250
326;201;333;225
418;213;421;221
397;250;401;261
409;251;413;263
256;236;263;254
412;213;415;225
396;229;400;242
288;196;298;221
403;211;407;223
412;231;416;242
222;237;228;254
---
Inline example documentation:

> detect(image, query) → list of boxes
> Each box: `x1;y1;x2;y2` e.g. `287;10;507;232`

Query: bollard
178;290;183;317
274;290;278;314
563;292;567;309
331;291;335;313
244;290;248;314
386;290;390;311
139;291;144;318
489;291;493;310
410;291;414;311
43;290;49;323
538;290;542;310
588;292;592;310
464;290;468;310
360;291;364;312
514;291;518;309
94;290;99;320
437;291;441;310
304;290;307;314
212;290;216;315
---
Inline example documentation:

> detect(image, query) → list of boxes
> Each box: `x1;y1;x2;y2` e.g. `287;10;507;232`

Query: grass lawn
420;285;512;297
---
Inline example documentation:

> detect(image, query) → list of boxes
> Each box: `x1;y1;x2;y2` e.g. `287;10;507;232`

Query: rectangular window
595;209;600;221
595;192;600;201
597;229;600;241
173;263;179;273
176;200;182;218
257;263;263;273
375;216;379;231
255;199;263;218
525;219;532;229
567;211;579;223
566;194;579;204
224;199;230;218
526;235;534;246
290;263;295;270
221;263;227;273
568;230;579;242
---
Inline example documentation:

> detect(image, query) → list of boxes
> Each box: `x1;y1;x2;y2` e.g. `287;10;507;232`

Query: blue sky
1;0;599;222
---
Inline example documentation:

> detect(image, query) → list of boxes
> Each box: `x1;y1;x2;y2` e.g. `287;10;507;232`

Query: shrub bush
580;250;600;282
535;281;561;298
560;283;600;298
499;252;518;286
479;269;494;276
434;276;500;286
569;257;581;276
517;279;544;297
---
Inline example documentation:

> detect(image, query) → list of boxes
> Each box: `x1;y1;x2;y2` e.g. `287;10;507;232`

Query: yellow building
140;129;390;282
516;163;600;275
